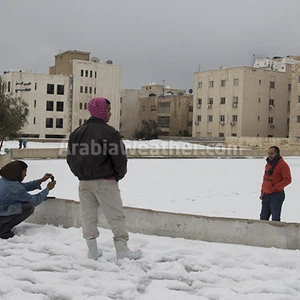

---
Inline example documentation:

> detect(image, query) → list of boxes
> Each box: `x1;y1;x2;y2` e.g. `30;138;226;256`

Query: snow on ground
1;223;300;300
1;140;300;299
23;157;300;223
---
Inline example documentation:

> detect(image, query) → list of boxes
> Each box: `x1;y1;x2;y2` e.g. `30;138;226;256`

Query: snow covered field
1;140;300;299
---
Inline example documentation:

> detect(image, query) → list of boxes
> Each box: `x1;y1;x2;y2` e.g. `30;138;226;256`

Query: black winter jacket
67;117;127;181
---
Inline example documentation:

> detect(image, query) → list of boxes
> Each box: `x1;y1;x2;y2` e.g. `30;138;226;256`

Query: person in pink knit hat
67;97;142;261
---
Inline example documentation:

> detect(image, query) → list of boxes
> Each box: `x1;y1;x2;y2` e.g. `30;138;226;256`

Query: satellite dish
189;89;193;94
91;57;100;63
105;59;113;64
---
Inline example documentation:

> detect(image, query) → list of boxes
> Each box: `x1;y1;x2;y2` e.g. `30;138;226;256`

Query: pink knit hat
88;97;107;121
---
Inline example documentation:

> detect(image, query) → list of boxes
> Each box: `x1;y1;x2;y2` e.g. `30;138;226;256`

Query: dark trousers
260;191;285;222
0;203;35;238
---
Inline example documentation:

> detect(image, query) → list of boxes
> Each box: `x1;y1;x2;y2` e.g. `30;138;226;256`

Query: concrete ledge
0;153;11;168
10;148;300;159
27;198;300;250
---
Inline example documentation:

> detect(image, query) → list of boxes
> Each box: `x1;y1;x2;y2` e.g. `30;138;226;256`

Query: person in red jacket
260;146;291;221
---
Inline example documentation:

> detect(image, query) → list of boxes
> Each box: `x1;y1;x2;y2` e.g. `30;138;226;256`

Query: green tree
133;120;162;140
0;81;29;151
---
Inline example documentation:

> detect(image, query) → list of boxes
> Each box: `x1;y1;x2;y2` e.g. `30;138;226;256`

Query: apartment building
49;50;121;131
120;83;186;138
138;93;193;136
1;50;121;138
1;71;70;138
193;66;291;138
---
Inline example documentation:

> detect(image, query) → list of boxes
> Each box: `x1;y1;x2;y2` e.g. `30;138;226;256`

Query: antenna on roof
197;63;201;72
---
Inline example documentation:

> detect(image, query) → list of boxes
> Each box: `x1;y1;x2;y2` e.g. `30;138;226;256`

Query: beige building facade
1;50;121;138
193;66;291;138
120;83;186;138
138;94;193;136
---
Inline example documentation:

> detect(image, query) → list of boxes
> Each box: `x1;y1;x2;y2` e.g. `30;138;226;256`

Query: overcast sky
1;0;300;90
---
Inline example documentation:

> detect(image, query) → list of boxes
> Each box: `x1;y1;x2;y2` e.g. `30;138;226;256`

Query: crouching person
67;97;142;261
0;160;56;239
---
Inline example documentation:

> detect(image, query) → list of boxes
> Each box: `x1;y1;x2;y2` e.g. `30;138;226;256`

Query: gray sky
1;0;300;90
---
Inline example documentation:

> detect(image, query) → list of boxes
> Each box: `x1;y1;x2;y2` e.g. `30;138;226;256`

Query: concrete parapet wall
10;147;300;159
0;153;11;168
27;198;300;250
226;137;300;152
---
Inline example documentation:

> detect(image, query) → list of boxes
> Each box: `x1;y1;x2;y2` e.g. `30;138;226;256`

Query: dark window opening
46;101;54;111
56;102;64;111
57;84;64;95
46;118;53;128
56;118;63;128
47;84;54;94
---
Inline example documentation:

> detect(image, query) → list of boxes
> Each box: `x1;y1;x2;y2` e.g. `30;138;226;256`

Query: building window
89;87;92;94
298;96;300;103
120;97;122;103
258;98;261;103
231;133;237;137
120;109;122;116
56;102;64;112
81;70;84;77
221;80;226;87
7;81;11;92
232;115;238;122
233;78;239;86
197;98;202;105
258;116;260;121
219;133;224;137
208;98;213;104
35;83;37;90
188;106;193;112
46;118;53;128
157;116;170;127
209;81;214;88
259;80;262;84
57;84;64;95
84;103;87;110
298;76;300;83
79;103;83;109
80;86;83;93
288;84;291;91
47;84;54;94
220;97;226;104
90;70;93;78
269;99;275;106
85;86;88;93
198;82;202;89
187;121;192;127
95;71;97;78
220;115;225;122
197;115;201;122
85;70;88;77
33;117;36;125
150;105;156;111
56;118;63;128
157;102;170;113
270;81;275;89
94;87;96;94
269;117;274;124
297;116;300;123
46;101;54;111
34;100;36;108
79;119;82;126
208;115;213;122
142;105;146;112
233;97;238;103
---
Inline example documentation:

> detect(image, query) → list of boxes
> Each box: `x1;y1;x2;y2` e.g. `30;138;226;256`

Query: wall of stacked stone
0;153;12;168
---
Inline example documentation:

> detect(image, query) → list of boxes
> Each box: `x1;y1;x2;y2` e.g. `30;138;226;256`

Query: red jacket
261;158;292;195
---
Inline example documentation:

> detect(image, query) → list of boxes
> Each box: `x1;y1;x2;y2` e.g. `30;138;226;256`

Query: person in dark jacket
259;146;292;221
0;160;56;239
67;97;142;261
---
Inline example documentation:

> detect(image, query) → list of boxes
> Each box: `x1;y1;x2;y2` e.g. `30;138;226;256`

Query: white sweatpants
78;179;129;241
